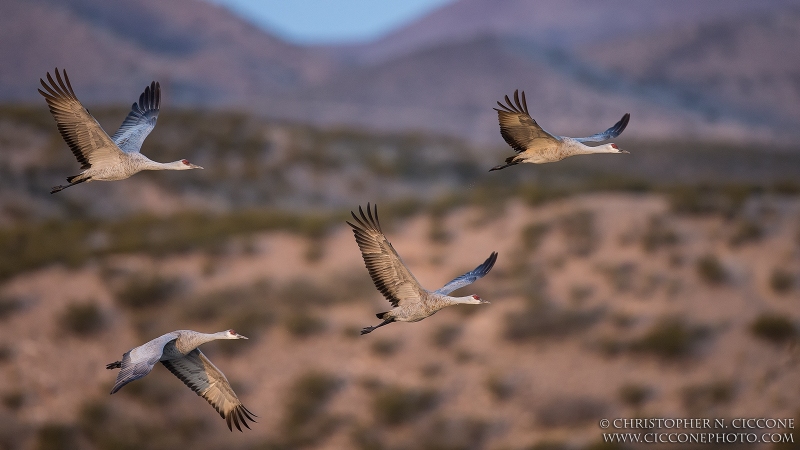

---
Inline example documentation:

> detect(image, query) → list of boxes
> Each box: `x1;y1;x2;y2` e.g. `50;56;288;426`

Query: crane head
608;143;629;154
227;329;248;339
180;159;204;170
472;294;490;304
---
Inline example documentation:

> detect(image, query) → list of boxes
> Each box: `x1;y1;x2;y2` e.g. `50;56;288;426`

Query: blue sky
206;0;456;45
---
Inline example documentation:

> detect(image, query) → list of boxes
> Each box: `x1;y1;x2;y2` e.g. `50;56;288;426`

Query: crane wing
573;113;630;143
161;349;256;432
347;203;426;308
109;332;179;394
38;69;124;169
111;81;161;154
494;90;560;153
435;251;498;295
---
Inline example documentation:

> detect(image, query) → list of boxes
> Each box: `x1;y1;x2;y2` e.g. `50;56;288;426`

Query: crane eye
229;329;236;335
610;143;618;149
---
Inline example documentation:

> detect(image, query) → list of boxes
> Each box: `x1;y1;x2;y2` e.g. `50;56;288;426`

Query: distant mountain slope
576;8;800;125
335;0;799;64
283;36;776;143
0;0;336;105
1;0;798;144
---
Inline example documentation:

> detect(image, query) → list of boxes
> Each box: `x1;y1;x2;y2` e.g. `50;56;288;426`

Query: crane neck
176;331;228;353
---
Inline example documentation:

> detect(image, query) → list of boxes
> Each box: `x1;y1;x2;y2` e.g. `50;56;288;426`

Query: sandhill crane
490;90;630;171
38;68;202;193
347;204;497;335
106;329;256;431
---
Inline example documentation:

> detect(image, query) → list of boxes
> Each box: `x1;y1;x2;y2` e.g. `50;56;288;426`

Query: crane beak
190;164;204;169
236;333;248;339
619;148;629;154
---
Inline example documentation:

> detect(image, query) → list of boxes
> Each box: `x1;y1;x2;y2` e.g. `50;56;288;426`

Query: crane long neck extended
431;293;480;308
139;159;186;171
562;139;616;156
175;331;228;353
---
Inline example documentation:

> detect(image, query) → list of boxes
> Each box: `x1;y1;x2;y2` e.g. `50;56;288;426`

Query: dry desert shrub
749;313;796;344
278;371;342;447
681;380;735;415
115;274;180;310
628;317;708;359
728;219;763;247
59;300;105;337
695;254;727;285
559;210;597;256
0;295;23;321
431;323;463;348
618;383;652;409
641;216;678;252
536;396;607;428
769;269;794;294
414;416;489;450
372;385;438;427
485;373;515;402
371;338;402;357
520;221;551;252
36;423;80;450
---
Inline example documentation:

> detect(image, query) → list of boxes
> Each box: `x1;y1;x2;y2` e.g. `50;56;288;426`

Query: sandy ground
1;193;799;449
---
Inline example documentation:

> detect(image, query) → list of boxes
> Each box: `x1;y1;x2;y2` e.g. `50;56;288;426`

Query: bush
536;397;606;428
750;314;795;344
629;318;706;358
0;296;22;321
681;380;734;414
641;217;678;252
696;254;727;285
598;263;637;293
520;222;551;251
559;210;596;256
729;220;762;246
36;423;79;450
431;324;462;348
0;345;11;364
2;391;23;411
284;311;326;338
416;417;489;450
284;371;341;429
281;371;341;446
371;338;402;357
504;303;603;342
618;383;651;408
372;385;438;426
485;374;514;402
115;275;179;309
769;269;794;294
60;301;104;336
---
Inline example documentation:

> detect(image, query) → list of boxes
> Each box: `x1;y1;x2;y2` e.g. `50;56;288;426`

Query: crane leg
361;319;394;335
106;360;122;370
51;177;89;194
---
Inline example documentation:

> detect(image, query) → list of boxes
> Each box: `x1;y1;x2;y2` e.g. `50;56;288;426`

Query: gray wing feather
435;252;498;295
161;349;256;432
111;81;160;153
347;203;426;308
573;113;630;143
494;90;559;152
109;332;178;394
38;68;124;169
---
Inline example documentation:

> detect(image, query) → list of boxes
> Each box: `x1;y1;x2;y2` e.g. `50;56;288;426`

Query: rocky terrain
2;192;800;449
2;0;799;142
